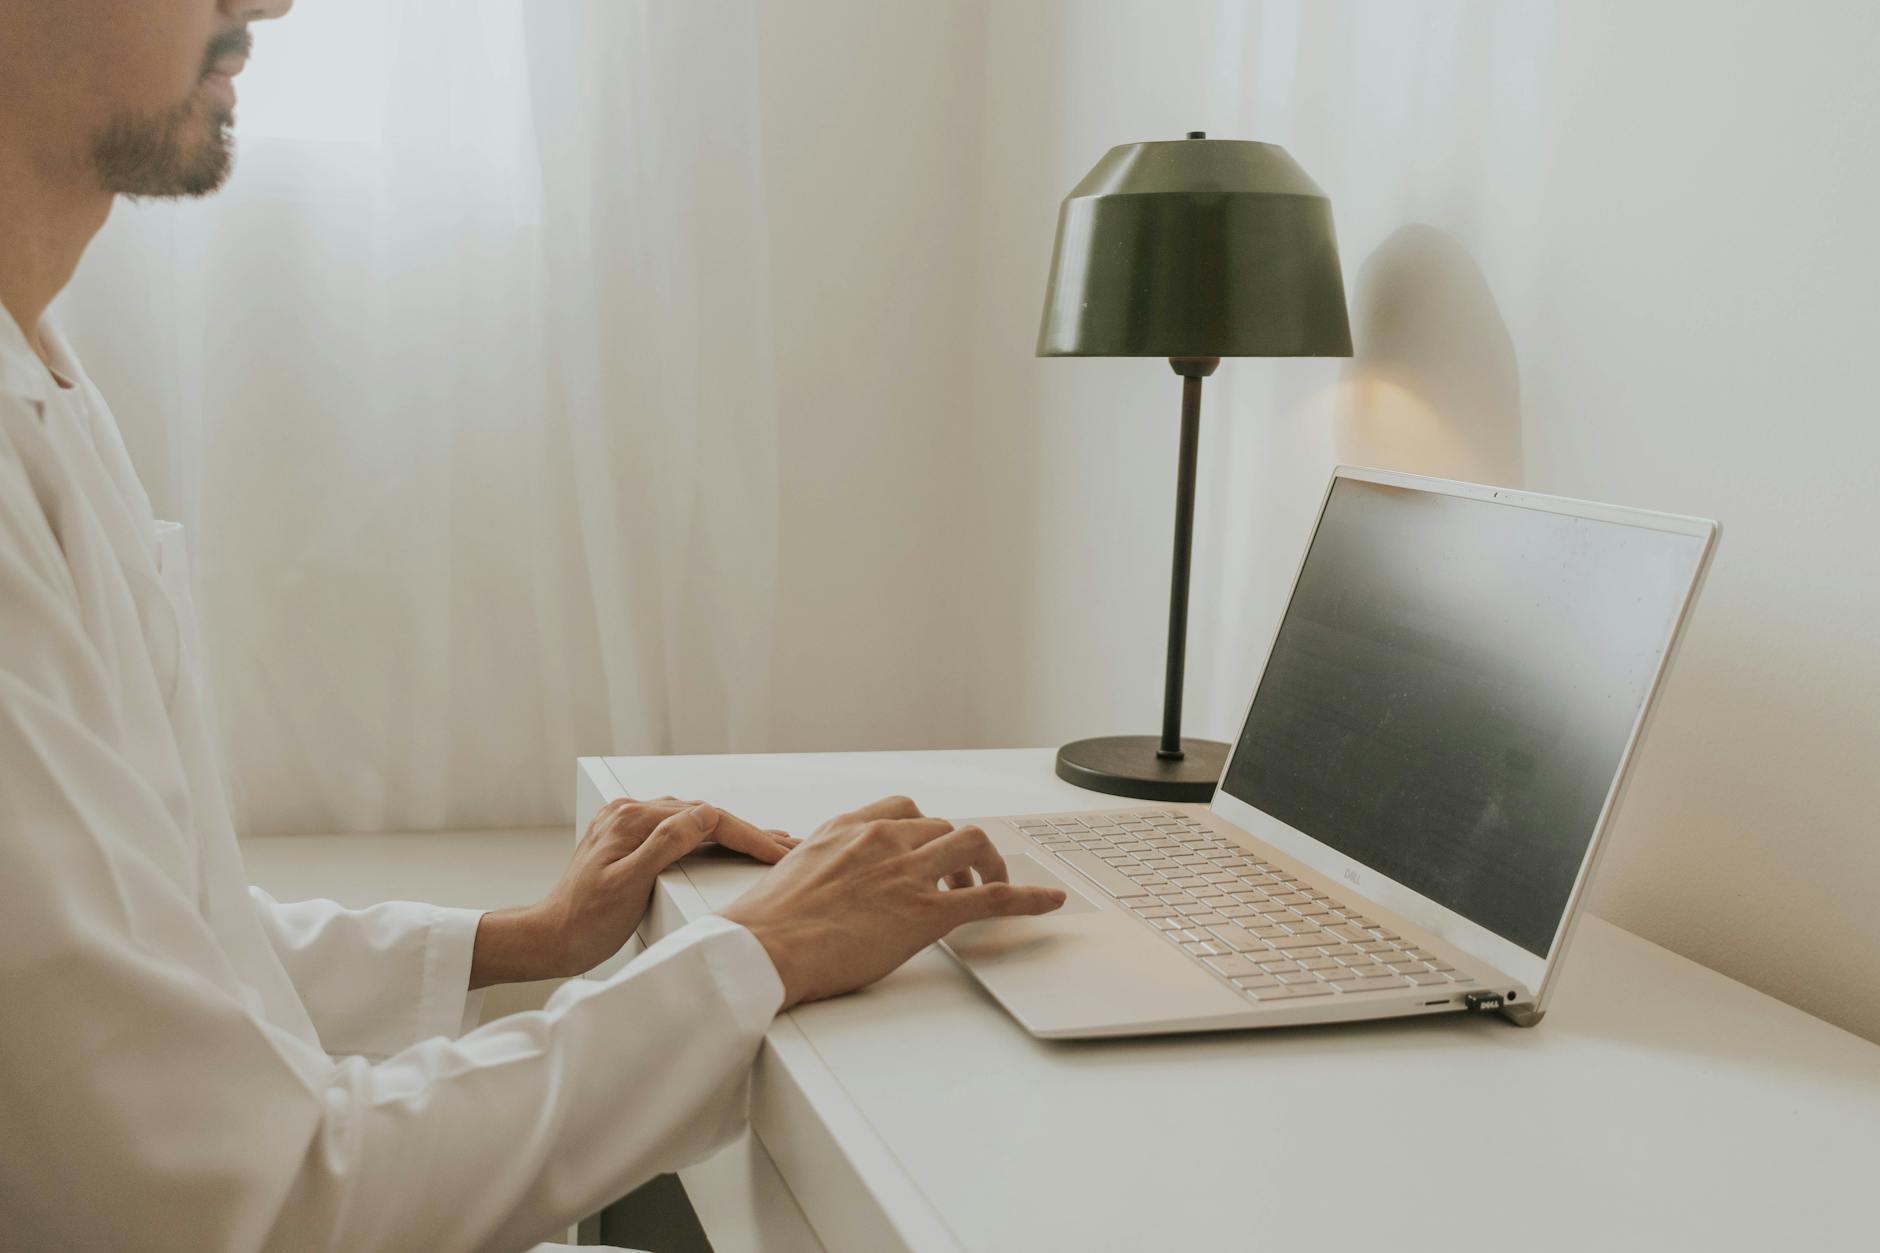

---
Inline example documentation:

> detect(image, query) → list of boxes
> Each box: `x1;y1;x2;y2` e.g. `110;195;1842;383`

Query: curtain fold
58;0;782;835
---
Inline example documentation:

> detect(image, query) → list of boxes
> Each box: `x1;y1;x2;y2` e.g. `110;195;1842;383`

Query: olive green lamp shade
1036;137;1353;358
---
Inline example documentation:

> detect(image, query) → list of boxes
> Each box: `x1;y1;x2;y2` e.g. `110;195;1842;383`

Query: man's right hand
722;796;1066;1008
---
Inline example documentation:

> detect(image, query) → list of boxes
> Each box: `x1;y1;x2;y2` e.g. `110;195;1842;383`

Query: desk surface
586;749;1880;1253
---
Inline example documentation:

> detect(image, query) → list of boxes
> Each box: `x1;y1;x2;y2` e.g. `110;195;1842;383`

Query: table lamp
1037;131;1354;801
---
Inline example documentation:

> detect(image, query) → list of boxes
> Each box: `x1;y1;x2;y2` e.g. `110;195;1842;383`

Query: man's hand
722;796;1066;1008
471;796;799;987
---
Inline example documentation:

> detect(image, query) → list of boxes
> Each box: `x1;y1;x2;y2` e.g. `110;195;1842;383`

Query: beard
90;87;235;200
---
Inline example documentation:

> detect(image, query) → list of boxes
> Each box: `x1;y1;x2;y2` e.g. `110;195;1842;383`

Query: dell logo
1342;868;1360;885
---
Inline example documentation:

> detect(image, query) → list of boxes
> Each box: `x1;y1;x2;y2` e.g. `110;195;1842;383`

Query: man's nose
220;0;294;20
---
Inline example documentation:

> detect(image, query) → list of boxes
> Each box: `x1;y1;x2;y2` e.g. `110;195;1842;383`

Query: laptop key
1205;925;1258;952
1329;976;1409;993
1279;981;1332;997
1245;984;1305;1000
1053;849;1145;897
1203;954;1264;977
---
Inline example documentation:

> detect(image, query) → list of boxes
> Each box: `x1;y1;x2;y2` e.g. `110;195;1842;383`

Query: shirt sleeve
0;436;788;1253
248;890;489;1056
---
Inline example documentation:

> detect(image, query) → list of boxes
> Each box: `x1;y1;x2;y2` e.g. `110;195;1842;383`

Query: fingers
636;803;721;871
600;797;796;862
711;811;797;864
858;817;953;852
939;880;1067;926
585;795;640;844
914;825;1009;887
846;794;926;823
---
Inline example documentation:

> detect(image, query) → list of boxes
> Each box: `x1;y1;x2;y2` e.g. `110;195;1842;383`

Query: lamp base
1054;735;1230;803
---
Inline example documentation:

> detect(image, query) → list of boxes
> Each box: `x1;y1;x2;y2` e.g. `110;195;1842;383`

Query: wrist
723;908;804;1009
470;904;573;988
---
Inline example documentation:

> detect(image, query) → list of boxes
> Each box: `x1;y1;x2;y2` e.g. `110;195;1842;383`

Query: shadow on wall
1336;224;1524;486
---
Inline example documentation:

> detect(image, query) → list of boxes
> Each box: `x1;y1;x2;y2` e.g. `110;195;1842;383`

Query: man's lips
202;60;243;109
201;50;246;107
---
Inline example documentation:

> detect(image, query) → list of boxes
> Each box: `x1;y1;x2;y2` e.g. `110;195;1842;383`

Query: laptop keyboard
1015;811;1479;1003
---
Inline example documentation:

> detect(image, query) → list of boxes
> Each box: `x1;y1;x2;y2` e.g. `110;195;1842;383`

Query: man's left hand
471;797;798;987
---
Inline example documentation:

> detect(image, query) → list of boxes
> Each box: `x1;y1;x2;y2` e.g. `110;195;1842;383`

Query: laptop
942;465;1717;1038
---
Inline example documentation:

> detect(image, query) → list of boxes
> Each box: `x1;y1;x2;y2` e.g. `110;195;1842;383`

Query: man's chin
91;96;236;200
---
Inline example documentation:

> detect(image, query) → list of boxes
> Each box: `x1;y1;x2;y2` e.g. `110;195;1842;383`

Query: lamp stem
1159;357;1219;760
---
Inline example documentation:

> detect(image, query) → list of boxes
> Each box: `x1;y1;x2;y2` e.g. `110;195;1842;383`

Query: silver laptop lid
1210;466;1716;1000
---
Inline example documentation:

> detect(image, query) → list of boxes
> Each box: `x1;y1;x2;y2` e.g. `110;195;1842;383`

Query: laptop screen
1221;477;1706;956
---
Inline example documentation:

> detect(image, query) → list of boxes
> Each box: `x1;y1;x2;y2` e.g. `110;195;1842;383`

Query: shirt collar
0;299;61;407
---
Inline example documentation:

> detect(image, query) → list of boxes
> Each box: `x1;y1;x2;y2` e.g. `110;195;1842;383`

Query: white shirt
0;304;785;1252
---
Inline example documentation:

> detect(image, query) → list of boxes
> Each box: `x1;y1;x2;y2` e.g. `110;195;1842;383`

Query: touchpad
998;852;1100;914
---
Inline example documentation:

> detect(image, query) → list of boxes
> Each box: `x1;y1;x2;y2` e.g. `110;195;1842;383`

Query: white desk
579;749;1880;1253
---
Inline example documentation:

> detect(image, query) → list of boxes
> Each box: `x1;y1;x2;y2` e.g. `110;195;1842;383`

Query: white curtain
54;0;1531;841
59;0;783;834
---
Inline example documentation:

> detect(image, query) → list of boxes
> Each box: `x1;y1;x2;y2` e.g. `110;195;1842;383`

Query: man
0;3;1066;1250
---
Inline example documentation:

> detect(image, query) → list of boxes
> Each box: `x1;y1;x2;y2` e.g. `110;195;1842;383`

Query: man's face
1;0;292;199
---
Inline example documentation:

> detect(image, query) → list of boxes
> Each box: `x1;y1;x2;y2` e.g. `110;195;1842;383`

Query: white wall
950;0;1880;1042
753;2;989;752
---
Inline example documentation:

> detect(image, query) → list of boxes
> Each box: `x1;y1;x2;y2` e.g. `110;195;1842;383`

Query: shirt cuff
627;914;786;1035
417;905;487;1041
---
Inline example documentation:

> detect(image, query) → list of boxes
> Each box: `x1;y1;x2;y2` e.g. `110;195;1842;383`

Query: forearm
312;917;784;1252
251;890;485;1055
469;905;571;989
12;915;783;1253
